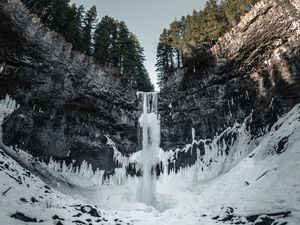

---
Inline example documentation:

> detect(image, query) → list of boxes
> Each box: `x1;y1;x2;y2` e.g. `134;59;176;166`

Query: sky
72;0;207;90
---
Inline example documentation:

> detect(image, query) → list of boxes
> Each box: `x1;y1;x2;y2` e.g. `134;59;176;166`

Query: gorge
0;0;300;225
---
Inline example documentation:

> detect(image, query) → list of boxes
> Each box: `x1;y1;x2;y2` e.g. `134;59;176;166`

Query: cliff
159;0;300;162
0;0;138;173
1;0;300;174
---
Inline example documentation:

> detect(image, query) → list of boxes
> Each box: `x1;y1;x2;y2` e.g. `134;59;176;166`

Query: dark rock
253;215;275;225
226;206;234;214
56;221;63;225
52;215;64;221
31;197;39;203
219;214;234;222
25;171;31;177
11;212;37;223
20;198;27;202
89;208;100;218
246;211;291;222
212;215;220;220
80;205;100;218
0;0;138;171
272;221;288;225
72;220;86;225
277;136;289;154
73;213;82;217
159;0;300;169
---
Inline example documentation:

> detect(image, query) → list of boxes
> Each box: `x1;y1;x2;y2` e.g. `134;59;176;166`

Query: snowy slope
0;148;134;225
71;105;300;225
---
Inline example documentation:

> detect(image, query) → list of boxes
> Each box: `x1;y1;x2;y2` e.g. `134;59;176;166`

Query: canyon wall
1;0;300;173
159;0;300;167
0;0;138;173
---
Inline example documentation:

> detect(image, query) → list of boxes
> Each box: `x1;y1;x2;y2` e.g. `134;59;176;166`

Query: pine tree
169;20;185;67
118;21;131;75
203;0;229;43
155;42;168;88
82;5;97;55
223;0;258;26
43;0;70;33
93;17;153;91
155;0;260;82
73;5;86;52
62;4;84;50
94;16;117;65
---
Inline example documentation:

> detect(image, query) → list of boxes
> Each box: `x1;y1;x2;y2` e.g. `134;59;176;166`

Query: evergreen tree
203;0;229;42
155;42;168;88
93;17;153;91
82;5;97;55
23;0;154;91
41;0;70;33
223;0;258;26
130;35;154;91
156;0;261;89
73;5;86;52
169;20;185;67
94;16;118;65
62;4;85;50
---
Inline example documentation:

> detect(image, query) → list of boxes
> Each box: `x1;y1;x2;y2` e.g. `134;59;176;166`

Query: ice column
137;92;160;206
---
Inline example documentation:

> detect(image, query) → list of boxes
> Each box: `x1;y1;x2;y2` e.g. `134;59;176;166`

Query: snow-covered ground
0;147;135;225
0;95;300;225
57;104;300;225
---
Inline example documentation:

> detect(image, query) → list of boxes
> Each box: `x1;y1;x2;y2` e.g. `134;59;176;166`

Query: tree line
156;0;259;88
22;0;154;92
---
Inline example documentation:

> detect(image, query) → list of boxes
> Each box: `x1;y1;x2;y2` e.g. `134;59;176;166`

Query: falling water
137;92;160;206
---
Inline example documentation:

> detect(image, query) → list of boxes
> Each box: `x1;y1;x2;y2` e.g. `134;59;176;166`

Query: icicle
0;62;5;73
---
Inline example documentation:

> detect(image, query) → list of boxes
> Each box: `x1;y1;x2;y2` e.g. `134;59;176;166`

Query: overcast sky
71;0;207;90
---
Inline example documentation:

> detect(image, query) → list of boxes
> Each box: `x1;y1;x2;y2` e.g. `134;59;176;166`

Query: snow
71;104;299;225
0;95;299;225
0;148;135;225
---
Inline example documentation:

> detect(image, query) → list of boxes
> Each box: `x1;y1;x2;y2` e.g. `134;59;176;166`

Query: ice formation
0;95;19;143
0;62;5;73
0;96;259;200
137;92;160;206
42;97;255;189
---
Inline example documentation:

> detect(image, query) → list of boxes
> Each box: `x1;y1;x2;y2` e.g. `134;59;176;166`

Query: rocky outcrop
0;0;138;172
159;0;300;154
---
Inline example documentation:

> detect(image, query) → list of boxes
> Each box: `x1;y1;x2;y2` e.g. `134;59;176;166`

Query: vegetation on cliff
156;0;259;88
22;0;154;92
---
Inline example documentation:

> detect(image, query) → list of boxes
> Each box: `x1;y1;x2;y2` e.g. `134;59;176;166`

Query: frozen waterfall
137;92;160;206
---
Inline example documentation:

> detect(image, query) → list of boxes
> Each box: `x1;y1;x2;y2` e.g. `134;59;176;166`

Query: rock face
0;0;138;172
159;0;300;154
1;0;300;173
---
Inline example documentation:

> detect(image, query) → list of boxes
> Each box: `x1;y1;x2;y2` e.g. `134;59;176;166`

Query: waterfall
137;92;160;206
